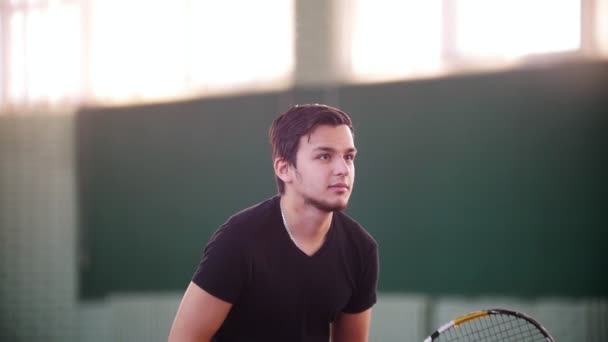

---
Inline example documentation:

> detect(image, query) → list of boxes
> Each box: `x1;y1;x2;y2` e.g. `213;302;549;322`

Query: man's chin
306;197;349;213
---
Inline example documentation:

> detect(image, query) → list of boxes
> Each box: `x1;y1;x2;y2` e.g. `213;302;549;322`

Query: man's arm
330;308;373;342
168;281;232;342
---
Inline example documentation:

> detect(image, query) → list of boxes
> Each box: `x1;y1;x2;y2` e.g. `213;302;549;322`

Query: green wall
77;62;608;299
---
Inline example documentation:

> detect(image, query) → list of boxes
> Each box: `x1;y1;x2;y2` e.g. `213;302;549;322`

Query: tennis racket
423;308;554;342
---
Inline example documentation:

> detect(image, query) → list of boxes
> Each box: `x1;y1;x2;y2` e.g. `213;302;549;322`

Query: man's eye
319;154;330;160
345;155;355;161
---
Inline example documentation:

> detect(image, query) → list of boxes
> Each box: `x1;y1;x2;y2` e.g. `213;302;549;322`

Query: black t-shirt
192;196;379;342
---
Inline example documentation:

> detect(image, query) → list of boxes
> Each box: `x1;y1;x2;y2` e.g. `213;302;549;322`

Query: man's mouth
329;183;350;190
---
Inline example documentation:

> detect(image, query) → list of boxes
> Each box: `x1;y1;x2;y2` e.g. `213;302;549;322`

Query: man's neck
279;194;333;243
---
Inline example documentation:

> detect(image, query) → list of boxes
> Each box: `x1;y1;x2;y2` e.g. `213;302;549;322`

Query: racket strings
437;313;548;342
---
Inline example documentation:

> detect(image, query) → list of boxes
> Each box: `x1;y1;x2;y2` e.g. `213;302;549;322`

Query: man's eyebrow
313;146;358;153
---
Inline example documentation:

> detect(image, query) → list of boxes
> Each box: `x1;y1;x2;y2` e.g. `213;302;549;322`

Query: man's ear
274;158;292;184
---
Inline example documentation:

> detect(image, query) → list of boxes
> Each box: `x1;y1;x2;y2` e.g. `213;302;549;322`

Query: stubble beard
294;169;351;212
303;193;349;213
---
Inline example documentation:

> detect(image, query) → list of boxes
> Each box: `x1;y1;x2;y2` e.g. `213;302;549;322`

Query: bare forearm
331;309;372;342
168;330;210;342
168;282;231;342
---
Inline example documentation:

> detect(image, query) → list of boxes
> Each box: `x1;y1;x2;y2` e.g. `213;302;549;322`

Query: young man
168;104;379;342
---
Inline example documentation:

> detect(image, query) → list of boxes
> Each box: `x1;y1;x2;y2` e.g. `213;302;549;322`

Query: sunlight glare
26;3;81;104
454;0;580;59
9;12;26;103
90;0;188;102
598;0;608;55
351;0;442;81
188;0;294;92
90;0;293;103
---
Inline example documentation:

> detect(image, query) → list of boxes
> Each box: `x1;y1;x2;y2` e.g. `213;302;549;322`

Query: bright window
6;1;82;107
597;0;608;55
89;0;191;102
0;0;294;110
350;0;603;82
187;0;294;92
351;0;443;81
452;0;580;60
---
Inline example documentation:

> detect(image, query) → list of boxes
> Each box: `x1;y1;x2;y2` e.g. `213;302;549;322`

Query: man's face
289;124;356;212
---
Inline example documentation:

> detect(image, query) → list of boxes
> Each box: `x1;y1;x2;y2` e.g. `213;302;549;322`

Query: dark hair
269;104;354;194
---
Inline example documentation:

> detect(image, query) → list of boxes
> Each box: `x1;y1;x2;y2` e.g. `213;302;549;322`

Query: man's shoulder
206;196;279;246
223;196;279;230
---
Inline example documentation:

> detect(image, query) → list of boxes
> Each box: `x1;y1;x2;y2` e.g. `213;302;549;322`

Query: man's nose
334;157;350;175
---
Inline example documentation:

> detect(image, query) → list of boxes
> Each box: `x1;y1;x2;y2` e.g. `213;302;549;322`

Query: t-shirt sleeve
191;223;248;304
342;244;379;313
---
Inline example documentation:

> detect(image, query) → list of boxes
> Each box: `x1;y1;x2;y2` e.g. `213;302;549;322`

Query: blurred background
1;0;607;341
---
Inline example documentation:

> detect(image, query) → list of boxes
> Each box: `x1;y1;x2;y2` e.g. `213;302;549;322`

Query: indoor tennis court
1;0;607;341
